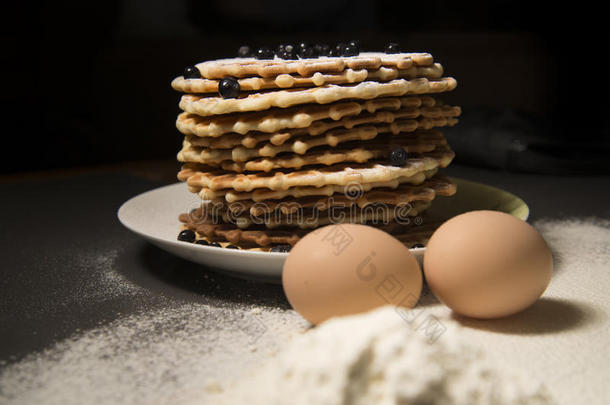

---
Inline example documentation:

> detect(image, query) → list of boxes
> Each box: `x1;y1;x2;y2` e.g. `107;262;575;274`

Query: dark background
4;0;610;175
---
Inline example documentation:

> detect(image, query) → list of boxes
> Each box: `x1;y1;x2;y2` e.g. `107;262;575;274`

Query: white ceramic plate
118;178;528;282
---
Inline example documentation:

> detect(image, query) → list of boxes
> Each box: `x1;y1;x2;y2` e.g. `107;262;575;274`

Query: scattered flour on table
0;303;309;405
5;218;605;404
535;217;610;268
0;302;553;405
70;248;147;303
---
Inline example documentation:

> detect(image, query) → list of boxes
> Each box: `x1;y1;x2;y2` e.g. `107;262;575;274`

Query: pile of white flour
4;217;608;404
205;305;553;405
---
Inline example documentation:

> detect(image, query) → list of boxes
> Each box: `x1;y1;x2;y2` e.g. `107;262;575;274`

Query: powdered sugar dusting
0;302;308;405
4;218;608;404
206;306;554;405
535;217;610;268
70;248;147;304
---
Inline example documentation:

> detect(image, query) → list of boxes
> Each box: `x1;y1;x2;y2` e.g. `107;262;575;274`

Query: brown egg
424;210;553;319
282;224;422;325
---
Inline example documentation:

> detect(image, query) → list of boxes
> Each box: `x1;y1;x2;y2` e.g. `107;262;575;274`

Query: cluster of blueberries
182;41;404;99
238;41;402;60
177;229;292;252
240;40;357;60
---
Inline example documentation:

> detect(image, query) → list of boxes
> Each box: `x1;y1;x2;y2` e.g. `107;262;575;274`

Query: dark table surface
1;160;609;365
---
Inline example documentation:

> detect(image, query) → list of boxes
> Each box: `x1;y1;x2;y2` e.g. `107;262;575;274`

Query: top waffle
176;52;435;81
176;96;439;138
172;64;444;93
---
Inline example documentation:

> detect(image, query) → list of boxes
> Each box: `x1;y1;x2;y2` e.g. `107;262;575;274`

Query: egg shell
282;224;422;325
424;210;553;319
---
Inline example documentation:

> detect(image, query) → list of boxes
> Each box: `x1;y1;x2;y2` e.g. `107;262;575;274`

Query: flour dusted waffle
179;78;457;117
180;101;460;148
198;174;457;217
171;42;461;250
193;169;439;203
172;64;444;93
180;52;436;80
176;96;438;138
178;129;453;170
178;148;454;192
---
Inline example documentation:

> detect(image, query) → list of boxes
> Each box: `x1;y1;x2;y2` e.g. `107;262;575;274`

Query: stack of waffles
171;48;461;251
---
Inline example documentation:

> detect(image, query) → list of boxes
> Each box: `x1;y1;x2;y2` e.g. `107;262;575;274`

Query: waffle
194;169;438;203
208;174;457;217
182;52;435;80
183;102;461;149
176;96;436;138
179;78;457;117
179;107;457;158
178;147;454;192
186;200;432;230
189;131;450;172
179;122;455;167
224;147;441;173
180;217;443;249
170;47;461;249
171;63;444;93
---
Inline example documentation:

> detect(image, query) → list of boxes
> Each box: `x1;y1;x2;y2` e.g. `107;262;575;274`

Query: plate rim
117;183;292;257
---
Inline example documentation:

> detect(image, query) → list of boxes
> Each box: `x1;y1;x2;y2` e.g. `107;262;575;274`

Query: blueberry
314;44;330;56
218;77;240;99
347;39;361;53
411;243;425;249
277;50;290;59
297;43;315;58
334;42;346;56
270;244;292;253
209;241;222;248
385;43;401;54
183;66;200;79
238;45;252;58
195;239;209;246
278;44;297;60
277;44;295;53
390;148;408;166
177;229;196;243
256;47;274;60
301;48;316;58
341;44;359;57
225;244;240;249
